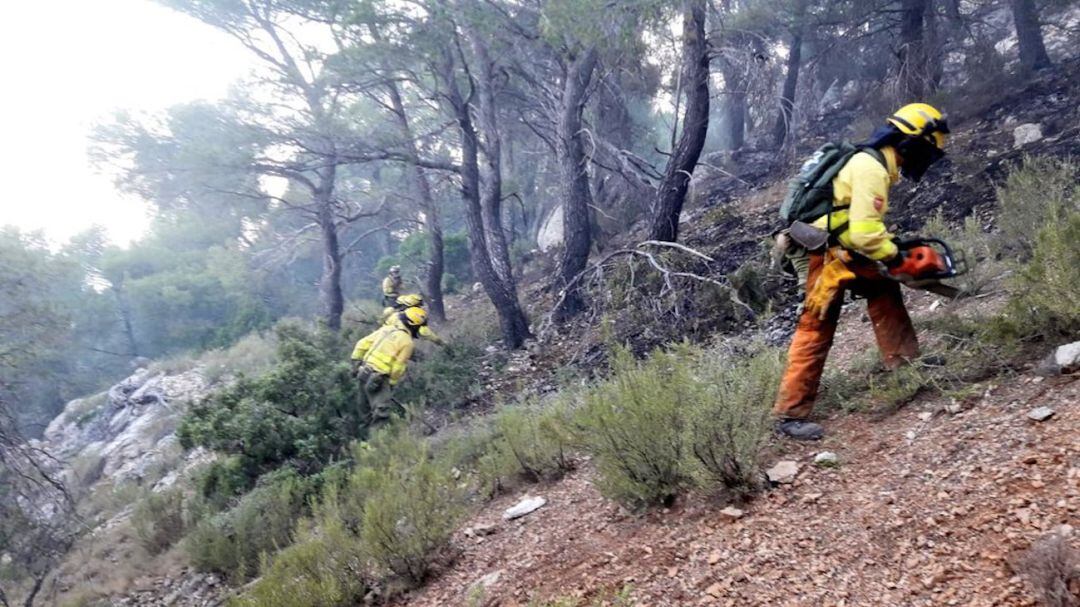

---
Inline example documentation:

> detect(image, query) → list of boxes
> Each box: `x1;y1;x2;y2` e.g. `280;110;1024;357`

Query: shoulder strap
858;146;887;168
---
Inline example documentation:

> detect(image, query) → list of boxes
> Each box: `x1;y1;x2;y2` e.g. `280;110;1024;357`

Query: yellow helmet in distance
396;293;424;308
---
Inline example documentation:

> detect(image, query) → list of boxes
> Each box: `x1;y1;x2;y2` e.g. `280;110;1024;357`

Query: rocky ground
393;293;1080;607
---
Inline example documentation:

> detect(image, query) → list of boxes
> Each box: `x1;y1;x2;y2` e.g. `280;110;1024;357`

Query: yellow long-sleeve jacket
350;325;414;386
812;146;901;261
382;275;402;297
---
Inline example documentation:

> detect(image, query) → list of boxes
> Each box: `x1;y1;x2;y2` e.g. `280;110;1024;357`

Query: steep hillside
396;291;1079;606
31;53;1080;607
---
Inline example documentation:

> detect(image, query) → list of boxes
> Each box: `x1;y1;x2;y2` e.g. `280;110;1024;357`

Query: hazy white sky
0;0;256;246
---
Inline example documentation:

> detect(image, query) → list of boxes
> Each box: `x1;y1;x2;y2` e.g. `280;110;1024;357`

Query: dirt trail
396;295;1079;607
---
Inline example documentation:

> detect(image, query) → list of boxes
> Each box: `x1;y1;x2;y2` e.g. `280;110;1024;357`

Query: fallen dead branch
539;240;756;340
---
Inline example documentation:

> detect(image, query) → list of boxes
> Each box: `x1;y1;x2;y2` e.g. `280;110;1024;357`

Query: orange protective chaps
773;251;919;419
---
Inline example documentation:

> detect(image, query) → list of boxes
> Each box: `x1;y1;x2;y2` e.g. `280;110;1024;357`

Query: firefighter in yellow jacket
381;266;402;307
381;294;446;346
775;103;950;441
350;306;426;427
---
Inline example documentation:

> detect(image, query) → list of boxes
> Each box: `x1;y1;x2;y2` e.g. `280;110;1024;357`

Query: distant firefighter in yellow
350;306;427;427
381;265;402;307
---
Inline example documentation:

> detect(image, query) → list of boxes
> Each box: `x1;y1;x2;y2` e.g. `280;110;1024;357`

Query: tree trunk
649;0;709;243
113;278;139;357
554;47;600;320
771;0;806;148
21;575;44;607
898;0;929;99
469;34;516;287
1010;0;1051;72
440;52;531;348
315;165;343;331
384;80;446;321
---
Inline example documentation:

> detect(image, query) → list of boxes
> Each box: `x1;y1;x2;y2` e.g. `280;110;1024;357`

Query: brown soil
395;295;1080;607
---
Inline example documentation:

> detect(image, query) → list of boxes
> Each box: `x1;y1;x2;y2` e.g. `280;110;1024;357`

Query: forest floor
394;289;1080;607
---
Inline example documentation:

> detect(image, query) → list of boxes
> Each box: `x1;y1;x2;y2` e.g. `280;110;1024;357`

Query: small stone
1055;341;1080;373
719;506;745;521
766;460;800;484
917;411;934;422
814;452;839;467
668;566;679;577
1027;407;1055;422
707;551;722;565
503;495;547;520
1013;123;1043;147
802;492;824;504
705;582;724;598
465;522;497;537
469;569;503;594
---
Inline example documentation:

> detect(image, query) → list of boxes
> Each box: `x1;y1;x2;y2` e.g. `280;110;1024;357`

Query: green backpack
779;142;883;225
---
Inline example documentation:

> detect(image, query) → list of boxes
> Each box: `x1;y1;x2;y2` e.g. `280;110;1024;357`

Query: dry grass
1009;533;1080;607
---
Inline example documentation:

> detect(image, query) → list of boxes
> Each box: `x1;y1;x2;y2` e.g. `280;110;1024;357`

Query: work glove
350;360;362;377
885;246;946;281
804;251;855;321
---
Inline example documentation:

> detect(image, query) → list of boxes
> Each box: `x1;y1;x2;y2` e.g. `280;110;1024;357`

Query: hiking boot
775;419;825;441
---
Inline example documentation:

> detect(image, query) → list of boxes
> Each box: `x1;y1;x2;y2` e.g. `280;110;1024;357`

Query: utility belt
356;365;388;392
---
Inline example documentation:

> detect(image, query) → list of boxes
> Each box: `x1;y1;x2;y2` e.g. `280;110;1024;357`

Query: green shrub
353;426;467;586
995;156;1079;260
197;331;279;383
186;469;313;582
131;488;187;554
574;344;695;509
998;208;1080;340
684;347;782;497
391;326;488;411
488;399;576;483
178;321;360;493
229;519;368;607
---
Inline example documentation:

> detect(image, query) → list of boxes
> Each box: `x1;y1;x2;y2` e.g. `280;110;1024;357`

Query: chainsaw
892;237;968;298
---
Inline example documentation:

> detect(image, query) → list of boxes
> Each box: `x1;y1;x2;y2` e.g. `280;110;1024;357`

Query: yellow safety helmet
396;293;424;308
887;103;949;149
400;306;428;328
389;265;401;275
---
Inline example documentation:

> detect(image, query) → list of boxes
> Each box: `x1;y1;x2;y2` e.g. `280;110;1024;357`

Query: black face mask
896;136;945;182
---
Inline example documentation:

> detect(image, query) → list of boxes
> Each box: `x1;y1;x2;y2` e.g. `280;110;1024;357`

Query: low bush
353;426;466;586
995;156;1079;260
488;399;576;483
178;321;359;498
229;519;368;607
197;330;279;384
1008;533;1079;607
131;487;187;554
997;206;1080;340
684;346;783;497
574;344;696;508
186;468;313;582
